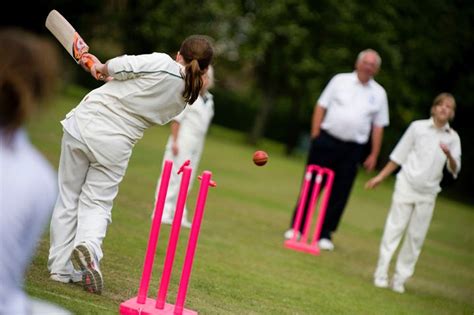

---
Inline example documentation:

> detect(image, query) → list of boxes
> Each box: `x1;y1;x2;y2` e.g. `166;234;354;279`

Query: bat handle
83;56;106;81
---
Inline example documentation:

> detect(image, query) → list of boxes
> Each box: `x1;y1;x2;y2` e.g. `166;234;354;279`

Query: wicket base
284;239;320;256
120;297;197;315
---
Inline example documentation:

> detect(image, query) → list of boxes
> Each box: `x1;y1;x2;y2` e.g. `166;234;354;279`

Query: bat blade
45;10;89;63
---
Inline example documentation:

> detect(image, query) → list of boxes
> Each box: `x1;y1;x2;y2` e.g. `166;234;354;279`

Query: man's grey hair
357;49;382;68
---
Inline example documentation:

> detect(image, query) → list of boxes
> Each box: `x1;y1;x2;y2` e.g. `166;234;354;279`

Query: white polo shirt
318;71;389;144
391;118;461;197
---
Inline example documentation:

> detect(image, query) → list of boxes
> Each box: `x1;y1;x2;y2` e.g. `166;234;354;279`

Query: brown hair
431;92;456;120
179;35;213;104
0;28;59;141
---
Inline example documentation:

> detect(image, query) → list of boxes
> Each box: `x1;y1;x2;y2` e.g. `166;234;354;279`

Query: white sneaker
391;280;405;293
50;272;83;284
374;277;389;288
284;229;301;240
181;219;192;228
50;273;72;284
318;238;335;251
71;243;103;294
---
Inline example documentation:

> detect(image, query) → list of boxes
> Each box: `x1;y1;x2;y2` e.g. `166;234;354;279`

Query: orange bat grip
83;55;105;80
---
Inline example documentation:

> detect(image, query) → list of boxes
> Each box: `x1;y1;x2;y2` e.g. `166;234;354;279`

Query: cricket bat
45;9;104;79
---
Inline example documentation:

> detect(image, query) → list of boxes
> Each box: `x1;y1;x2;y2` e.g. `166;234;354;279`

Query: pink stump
120;165;216;315
284;164;334;255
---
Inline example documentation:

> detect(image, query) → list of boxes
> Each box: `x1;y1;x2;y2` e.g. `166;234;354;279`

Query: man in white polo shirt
285;49;389;251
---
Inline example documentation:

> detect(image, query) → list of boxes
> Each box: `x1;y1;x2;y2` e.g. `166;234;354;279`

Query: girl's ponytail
183;59;203;104
179;35;213;104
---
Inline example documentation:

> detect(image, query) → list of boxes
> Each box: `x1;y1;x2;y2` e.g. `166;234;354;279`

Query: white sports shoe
71;243;103;294
284;229;301;240
374;277;389;288
391;280;405;293
318;238;335;251
50;271;82;284
181;219;192;228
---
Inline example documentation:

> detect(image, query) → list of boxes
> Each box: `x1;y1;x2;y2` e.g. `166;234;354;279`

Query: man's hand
363;153;377;171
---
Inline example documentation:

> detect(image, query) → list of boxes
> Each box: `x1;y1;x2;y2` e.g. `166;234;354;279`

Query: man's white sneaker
284;229;301;240
374;277;389;288
318;238;335;251
71;243;103;294
391;280;405;293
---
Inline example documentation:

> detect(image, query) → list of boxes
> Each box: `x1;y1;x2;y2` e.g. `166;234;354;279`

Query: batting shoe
71;243;103;294
318;238;335;251
50;271;82;284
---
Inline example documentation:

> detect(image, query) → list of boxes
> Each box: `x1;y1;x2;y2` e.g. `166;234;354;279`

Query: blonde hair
431;92;456;120
179;35;214;104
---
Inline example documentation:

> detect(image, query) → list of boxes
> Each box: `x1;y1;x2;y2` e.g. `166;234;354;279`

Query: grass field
25;86;473;314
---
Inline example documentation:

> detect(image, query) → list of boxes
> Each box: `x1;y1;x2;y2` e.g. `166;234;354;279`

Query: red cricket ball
253;150;269;166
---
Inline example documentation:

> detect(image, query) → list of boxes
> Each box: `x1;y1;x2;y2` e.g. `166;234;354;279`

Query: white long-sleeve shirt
0;129;57;314
391;118;462;197
63;53;186;174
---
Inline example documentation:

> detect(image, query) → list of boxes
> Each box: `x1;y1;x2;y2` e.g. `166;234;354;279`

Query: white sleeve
373;89;390;127
317;76;338;108
389;123;415;165
107;53;165;80
447;131;462;178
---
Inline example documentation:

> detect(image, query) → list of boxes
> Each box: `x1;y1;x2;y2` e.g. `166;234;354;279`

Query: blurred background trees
2;0;472;202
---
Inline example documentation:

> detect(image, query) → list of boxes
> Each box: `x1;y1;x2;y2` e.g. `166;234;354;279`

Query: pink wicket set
120;160;216;315
284;164;334;255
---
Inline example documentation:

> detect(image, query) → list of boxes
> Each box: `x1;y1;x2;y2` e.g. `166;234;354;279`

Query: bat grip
83;55;105;81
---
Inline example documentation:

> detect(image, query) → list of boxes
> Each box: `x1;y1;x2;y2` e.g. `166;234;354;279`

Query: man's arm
311;104;326;138
363;126;384;171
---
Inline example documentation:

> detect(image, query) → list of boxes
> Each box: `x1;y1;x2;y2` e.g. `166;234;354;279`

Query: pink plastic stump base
284;240;320;256
120;297;197;315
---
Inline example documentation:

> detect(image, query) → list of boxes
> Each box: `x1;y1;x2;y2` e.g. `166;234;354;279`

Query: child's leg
374;200;414;281
393;200;435;283
73;160;124;262
48;132;90;276
154;137;175;221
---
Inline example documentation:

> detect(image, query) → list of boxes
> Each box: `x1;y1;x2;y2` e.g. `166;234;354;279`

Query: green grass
26;86;474;314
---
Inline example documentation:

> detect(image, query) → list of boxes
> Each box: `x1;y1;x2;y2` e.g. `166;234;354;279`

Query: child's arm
440;143;458;174
365;160;399;189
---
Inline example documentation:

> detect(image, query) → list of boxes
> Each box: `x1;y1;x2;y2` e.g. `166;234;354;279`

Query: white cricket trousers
374;197;435;283
48;131;124;275
154;133;204;222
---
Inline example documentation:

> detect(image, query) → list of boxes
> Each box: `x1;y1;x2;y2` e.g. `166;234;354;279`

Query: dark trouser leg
290;133;334;233
320;144;363;239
